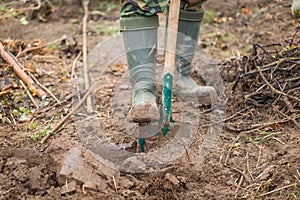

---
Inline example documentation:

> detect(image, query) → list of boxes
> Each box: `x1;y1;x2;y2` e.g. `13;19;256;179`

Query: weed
98;2;117;12
97;26;119;36
47;44;59;50
254;131;282;144
19;16;29;25
30;116;54;141
203;10;217;24
28;121;38;129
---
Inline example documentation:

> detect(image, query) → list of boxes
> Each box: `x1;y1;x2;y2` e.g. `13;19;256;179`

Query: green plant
98;2;117;12
0;1;18;13
97;26;119;36
19;16;29;25
47;44;59;50
18;106;31;115
254;131;282;144
28;121;38;129
0;4;7;13
30;127;52;141
203;10;217;24
30;116;54;141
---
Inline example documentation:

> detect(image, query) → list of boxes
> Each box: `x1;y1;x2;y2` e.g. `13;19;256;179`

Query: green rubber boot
292;0;300;18
120;16;160;123
174;9;217;104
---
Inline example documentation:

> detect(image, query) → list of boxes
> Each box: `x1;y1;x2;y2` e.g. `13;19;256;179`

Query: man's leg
120;0;162;123
172;0;217;104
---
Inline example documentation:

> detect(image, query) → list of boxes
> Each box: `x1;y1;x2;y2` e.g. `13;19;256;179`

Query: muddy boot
292;0;300;18
174;9;218;104
120;16;160;123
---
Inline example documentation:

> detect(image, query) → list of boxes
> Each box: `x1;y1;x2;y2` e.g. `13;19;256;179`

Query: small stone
60;147;110;191
119;177;135;189
165;173;179;185
29;167;44;190
113;71;123;76
6;158;27;167
119;84;129;90
60;180;77;195
177;176;187;183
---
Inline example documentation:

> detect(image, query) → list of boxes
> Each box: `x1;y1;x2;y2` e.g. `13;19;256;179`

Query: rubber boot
292;0;300;18
120;16;160;123
174;9;217;104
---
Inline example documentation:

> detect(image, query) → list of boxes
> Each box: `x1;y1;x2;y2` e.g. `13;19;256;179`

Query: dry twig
256;66;300;104
0;42;47;99
36;93;75;114
234;175;244;199
112;176;119;195
16;35;67;58
0;91;10;97
257;183;297;197
82;1;93;113
71;51;82;82
0;0;41;21
19;79;39;110
29;69;60;104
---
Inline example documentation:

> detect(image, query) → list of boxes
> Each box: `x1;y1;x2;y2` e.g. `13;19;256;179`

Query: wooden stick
225;114;300;133
275;107;300;129
112;176;119;195
0;42;47;99
36;92;75;114
256;66;300;104
163;0;181;75
234;175;243;199
82;1;93;113
16;35;67;58
1;83;18;91
71;51;82;82
0;91;10;97
258;183;297;197
40;82;97;143
29;68;60;104
0;0;41;21
19;80;39;110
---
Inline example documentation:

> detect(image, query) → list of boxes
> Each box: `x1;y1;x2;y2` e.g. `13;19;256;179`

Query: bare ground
0;0;299;199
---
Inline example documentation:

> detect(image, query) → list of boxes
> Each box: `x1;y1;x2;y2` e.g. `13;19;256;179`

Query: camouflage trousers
120;0;207;17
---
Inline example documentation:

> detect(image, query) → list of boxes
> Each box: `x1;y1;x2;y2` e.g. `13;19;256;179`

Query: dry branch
71;51;82;81
16;35;67;58
225;115;300;133
241;57;300;78
0;91;10;97
257;183;297;197
29;70;60;104
0;42;47;99
19;79;39;110
234;175;244;199
256;65;300;104
36;93;74;114
0;0;41;21
82;1;93;113
224;35;300;133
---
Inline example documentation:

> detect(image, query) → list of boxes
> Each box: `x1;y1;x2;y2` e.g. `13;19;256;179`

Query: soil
0;0;299;199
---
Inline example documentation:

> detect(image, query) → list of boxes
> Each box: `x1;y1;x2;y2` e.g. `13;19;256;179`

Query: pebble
60;180;77;195
165;173;180;185
29;167;44;190
119;84;129;90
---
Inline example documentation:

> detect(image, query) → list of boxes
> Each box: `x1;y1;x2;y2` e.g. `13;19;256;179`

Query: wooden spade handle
164;0;180;75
